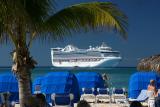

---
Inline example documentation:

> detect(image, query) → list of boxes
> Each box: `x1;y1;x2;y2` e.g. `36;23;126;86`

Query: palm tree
0;0;128;107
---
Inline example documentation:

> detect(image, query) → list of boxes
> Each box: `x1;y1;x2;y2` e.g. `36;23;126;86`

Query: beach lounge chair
128;90;154;102
129;90;148;102
129;90;155;106
51;93;74;107
111;88;127;103
96;88;111;103
34;85;41;94
80;88;96;103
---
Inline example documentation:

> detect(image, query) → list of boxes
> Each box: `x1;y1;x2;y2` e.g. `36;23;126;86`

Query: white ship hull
51;57;121;68
51;43;122;68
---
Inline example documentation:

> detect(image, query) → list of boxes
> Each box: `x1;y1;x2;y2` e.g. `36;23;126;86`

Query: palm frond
45;2;128;40
0;20;10;44
0;1;128;46
0;0;56;45
25;0;54;22
97;3;128;38
0;5;8;44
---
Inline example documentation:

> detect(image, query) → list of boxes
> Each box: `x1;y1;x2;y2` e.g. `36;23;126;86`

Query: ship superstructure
51;43;121;67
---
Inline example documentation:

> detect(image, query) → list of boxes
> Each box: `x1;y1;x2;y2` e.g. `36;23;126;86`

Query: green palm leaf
45;2;128;40
0;0;55;45
0;1;127;45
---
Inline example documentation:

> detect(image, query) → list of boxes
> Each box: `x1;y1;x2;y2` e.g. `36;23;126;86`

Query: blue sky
0;0;160;67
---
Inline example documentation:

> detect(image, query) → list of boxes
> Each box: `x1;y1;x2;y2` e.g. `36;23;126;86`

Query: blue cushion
98;88;109;94
83;88;93;94
54;93;71;105
114;89;124;94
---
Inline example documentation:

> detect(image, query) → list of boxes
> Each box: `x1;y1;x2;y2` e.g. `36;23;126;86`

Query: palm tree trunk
18;67;32;107
11;46;37;107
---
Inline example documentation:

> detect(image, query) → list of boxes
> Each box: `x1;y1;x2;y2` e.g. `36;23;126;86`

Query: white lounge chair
96;88;111;103
111;88;127;103
129;90;155;107
51;93;74;107
128;90;154;102
80;88;96;103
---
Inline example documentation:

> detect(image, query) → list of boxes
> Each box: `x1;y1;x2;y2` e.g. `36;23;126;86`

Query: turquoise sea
0;67;136;89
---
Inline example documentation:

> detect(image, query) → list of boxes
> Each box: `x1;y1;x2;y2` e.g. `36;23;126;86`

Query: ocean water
0;67;136;89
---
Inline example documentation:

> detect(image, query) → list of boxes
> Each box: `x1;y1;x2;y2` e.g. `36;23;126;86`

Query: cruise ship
51;43;122;67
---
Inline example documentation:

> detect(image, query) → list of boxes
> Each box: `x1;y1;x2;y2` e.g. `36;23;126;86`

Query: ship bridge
62;45;78;52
